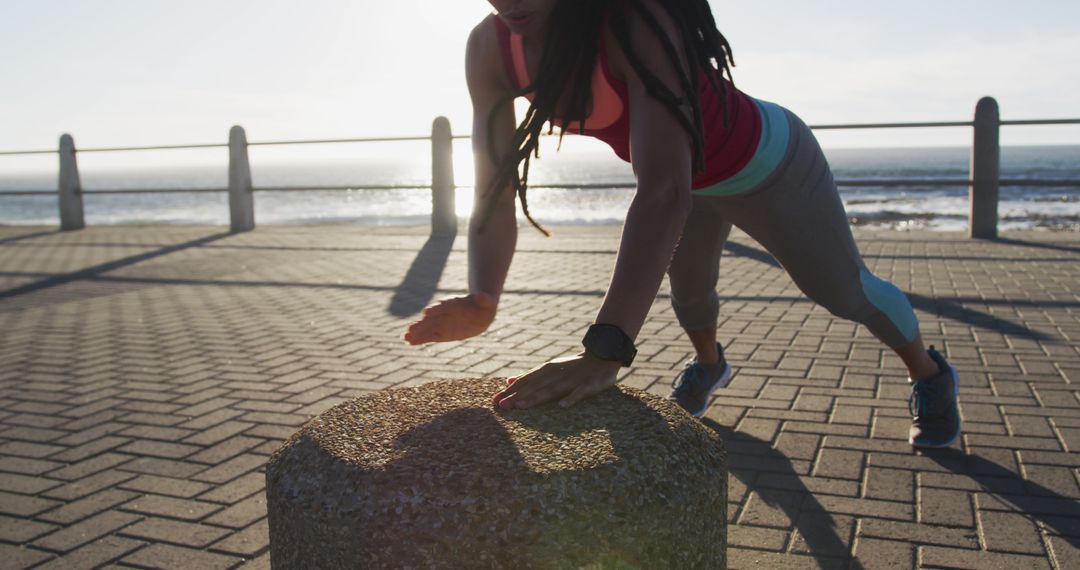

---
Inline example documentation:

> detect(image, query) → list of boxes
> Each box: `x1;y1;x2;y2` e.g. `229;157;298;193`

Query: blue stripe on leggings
692;98;790;197
859;269;918;344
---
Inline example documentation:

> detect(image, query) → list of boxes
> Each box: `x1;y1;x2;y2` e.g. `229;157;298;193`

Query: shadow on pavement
923;447;1080;549
0;231;232;301
388;235;456;317
993;237;1080;255
0;229;60;245
700;418;864;569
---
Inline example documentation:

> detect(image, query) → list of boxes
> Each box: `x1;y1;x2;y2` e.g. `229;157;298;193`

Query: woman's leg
714;108;939;380
667;194;732;365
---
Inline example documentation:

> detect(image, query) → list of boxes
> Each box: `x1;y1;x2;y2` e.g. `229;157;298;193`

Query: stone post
58;134;85;231
970;97;1000;239
431;116;457;238
228;125;255;232
266;377;728;569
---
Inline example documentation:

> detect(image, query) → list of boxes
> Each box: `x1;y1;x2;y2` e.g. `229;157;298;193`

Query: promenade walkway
0;224;1078;569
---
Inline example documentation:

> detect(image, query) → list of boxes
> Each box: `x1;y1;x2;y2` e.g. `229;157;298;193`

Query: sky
1;0;1079;171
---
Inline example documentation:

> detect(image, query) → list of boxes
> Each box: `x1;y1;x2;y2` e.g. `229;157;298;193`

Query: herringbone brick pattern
1;224;1078;569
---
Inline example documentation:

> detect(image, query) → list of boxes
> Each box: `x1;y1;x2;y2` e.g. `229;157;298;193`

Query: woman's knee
806;269;918;344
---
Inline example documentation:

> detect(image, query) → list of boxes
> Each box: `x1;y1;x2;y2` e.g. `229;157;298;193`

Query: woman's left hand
493;352;622;411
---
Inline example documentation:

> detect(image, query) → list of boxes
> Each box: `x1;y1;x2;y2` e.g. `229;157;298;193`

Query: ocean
1;145;1077;231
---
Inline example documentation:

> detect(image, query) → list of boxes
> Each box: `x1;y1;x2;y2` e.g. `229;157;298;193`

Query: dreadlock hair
477;0;737;236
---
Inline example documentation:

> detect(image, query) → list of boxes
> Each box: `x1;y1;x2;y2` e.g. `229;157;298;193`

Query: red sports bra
492;15;763;188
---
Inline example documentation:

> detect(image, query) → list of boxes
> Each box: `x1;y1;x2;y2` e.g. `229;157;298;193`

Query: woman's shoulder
467;13;505;67
601;0;690;85
466;13;513;94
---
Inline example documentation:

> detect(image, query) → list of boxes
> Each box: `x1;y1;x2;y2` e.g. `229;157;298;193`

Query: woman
404;0;961;448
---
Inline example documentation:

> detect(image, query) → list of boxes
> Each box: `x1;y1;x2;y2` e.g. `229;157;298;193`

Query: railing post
229;125;255;233
431;116;457;238
58;134;85;231
970;96;1000;239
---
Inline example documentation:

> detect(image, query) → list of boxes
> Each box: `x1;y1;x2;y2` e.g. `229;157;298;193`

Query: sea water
1;145;1077;231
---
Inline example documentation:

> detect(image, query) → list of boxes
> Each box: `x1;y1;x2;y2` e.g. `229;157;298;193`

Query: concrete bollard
58;134;85;231
228;125;255;233
431;116;457;238
265;377;728;569
970;96;1000;239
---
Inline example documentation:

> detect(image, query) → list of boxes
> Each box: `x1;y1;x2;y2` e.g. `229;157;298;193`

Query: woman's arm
403;16;518;345
466;15;519;305
492;2;698;410
594;2;695;341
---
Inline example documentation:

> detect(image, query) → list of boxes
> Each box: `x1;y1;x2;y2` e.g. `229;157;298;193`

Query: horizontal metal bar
255;185;432;192
837;179;969;187
82;188;225;195
1001;119;1080;126
76;143;229;153
0;191;54;196
0;149;57;156
526;183;636;190
999;179;1080;187
809;121;973;130
248;136;433;147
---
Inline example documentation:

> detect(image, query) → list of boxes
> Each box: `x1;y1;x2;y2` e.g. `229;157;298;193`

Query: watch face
585;324;633;365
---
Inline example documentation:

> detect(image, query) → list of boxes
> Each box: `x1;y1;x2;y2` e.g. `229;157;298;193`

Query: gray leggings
667;107;919;349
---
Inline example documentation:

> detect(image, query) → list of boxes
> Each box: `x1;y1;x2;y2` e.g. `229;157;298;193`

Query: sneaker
908;346;962;448
669;343;733;417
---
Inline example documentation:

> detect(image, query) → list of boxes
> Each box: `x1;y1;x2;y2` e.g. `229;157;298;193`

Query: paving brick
198;472;265;504
119;474;213;498
852;537;914;570
0;456;64;476
978;510;1047;555
119;517;231;548
187;435;264;465
865;467;914;502
191;454;266;484
919;545;1052;570
0;514;59;543
0;472;62;494
857;518;979;548
919;487;975;527
813;448;864;480
0;543;51;569
49;436;131;463
121;495;222;522
32;510;142;553
46;452;133;482
204;495;266;529
0;490;63;517
34;535;144;570
1046;535;1080;570
43;467;139;501
727;525;788;551
209;518;269;557
121;543;241;569
117;440;201;460
38;489;139;524
789;512;855;558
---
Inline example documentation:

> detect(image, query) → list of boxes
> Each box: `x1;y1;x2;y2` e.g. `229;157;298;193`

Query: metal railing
2;96;1078;238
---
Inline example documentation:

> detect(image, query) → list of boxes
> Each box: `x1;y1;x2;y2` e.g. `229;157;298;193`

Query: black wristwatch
582;324;637;367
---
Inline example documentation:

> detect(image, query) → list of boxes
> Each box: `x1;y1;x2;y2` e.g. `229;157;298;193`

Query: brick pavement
0;223;1078;569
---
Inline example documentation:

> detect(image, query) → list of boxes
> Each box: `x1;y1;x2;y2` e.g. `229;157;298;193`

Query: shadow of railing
0;231;232;301
700;418;864;569
922;448;1080;549
388;235;456;317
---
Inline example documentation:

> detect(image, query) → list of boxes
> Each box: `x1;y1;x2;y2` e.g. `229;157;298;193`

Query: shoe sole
687;363;733;418
910;363;962;448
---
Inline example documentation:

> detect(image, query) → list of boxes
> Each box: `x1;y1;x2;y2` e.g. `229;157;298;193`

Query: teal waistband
692;98;790;197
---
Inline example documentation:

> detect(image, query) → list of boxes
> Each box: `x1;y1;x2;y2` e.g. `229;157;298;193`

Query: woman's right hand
402;291;497;345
